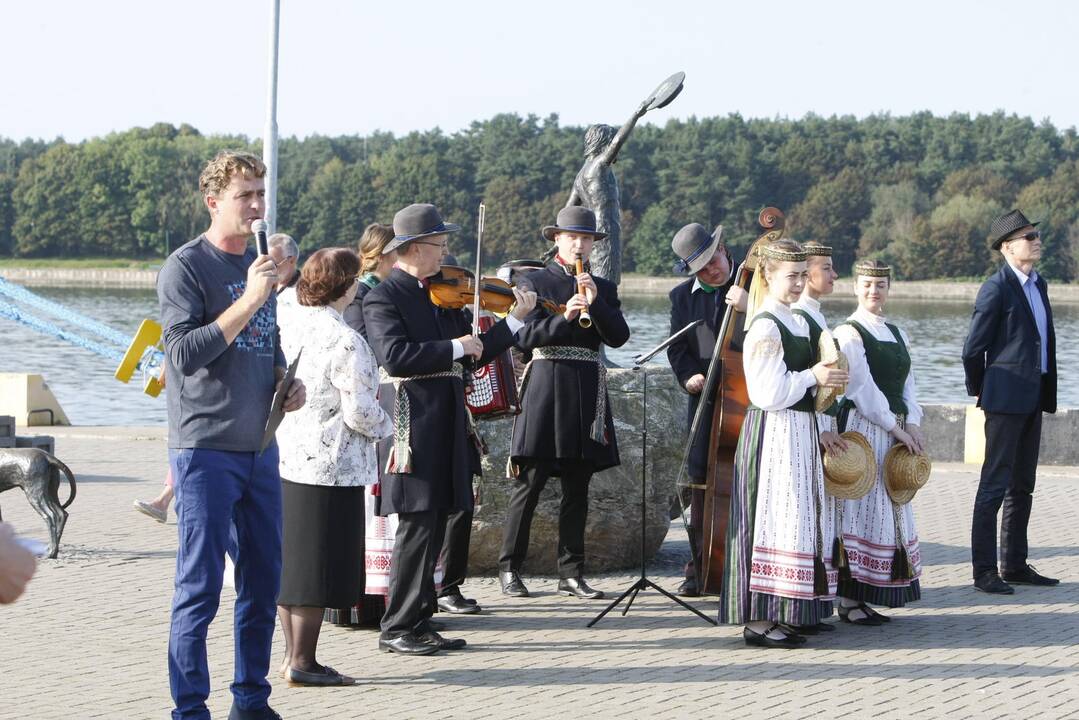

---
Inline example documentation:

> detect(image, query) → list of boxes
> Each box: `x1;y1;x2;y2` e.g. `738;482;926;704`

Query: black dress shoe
379;633;441;655
228;705;282;720
676;578;700;597
417;629;467;650
287;665;355;687
974;572;1015;595
557;576;605;599
1002;564;1060;586
743;625;804;649
785;622;835;635
500;570;530;597
838;604;883;625
437;592;482;614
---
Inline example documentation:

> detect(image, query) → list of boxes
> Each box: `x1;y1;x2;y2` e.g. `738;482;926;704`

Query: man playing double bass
666;223;747;597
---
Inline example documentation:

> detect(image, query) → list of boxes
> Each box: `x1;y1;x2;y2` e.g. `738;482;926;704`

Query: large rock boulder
470;366;689;575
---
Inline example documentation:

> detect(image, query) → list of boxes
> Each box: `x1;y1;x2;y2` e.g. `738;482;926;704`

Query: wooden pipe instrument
574;254;592;328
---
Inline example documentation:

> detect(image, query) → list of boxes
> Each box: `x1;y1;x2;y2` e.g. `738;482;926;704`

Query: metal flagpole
263;0;281;233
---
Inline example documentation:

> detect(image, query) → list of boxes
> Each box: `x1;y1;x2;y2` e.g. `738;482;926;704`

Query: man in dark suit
363;203;535;654
498;206;631;600
963;209;1059;595
665;223;746;596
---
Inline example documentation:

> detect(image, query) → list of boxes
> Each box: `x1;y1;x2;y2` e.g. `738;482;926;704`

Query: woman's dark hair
296;247;360;307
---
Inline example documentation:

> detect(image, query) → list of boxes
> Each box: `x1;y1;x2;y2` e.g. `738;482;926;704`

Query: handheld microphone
252;219;269;256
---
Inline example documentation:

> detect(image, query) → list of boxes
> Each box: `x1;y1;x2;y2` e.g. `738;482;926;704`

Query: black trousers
437;509;472;598
380;509;446;639
498;460;592;578
684;486;705;581
971;410;1042;579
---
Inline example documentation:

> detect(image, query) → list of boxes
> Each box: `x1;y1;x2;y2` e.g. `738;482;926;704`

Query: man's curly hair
198;150;266;198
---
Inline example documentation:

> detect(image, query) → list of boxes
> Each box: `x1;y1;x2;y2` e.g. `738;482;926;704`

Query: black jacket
342;281;374;340
363;268;515;513
666;275;735;479
962;263;1057;415
510;262;631;474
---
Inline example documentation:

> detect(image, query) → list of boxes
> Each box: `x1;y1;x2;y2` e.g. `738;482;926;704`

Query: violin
429;265;564;316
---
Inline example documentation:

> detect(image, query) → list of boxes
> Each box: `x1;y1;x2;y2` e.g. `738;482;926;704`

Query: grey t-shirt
158;235;286;451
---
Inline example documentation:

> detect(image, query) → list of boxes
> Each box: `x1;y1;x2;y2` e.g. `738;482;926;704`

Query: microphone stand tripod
588;320;718;628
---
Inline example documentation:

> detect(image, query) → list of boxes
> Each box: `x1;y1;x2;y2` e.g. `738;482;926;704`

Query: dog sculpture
0;448;77;558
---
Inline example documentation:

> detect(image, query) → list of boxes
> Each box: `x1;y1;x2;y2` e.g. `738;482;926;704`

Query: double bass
674;207;787;595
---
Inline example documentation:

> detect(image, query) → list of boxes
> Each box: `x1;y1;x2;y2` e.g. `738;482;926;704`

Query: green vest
844;319;910;415
751;311;814;413
794;307;839;416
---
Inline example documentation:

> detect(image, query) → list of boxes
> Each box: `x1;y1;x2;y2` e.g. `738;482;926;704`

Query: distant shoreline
4;266;1079;303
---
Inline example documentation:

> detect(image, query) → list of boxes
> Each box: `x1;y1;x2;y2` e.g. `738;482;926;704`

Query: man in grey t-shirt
159;150;305;720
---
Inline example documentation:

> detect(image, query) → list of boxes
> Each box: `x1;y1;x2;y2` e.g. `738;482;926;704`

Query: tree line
2;111;1078;281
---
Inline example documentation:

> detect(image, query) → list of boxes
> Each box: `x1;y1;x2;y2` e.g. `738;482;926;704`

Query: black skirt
278;479;365;608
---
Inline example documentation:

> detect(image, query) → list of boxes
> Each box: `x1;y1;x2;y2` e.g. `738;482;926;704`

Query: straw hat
823;431;876;500
814;329;848;413
883;444;932;505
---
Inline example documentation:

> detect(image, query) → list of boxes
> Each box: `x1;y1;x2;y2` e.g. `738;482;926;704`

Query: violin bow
472;202;485;335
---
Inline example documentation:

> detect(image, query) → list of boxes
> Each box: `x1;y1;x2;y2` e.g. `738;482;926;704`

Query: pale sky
1;0;1075;142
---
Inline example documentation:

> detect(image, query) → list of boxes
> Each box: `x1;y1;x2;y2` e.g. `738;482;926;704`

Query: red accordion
465;314;521;420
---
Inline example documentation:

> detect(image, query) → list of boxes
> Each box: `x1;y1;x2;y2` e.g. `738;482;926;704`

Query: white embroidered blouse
277;304;393;487
834;306;923;431
742;297;818;412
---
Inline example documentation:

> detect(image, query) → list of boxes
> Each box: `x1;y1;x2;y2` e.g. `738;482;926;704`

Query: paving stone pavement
1;427;1077;720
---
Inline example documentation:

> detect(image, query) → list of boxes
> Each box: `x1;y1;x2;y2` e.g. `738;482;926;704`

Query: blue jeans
168;446;282;720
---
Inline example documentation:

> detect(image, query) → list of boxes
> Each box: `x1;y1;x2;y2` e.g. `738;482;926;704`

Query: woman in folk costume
833;259;926;624
720;238;848;649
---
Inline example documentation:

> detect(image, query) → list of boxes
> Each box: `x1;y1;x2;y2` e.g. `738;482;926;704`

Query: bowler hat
384;203;460;254
671;223;723;275
990;209;1040;250
541;206;607;243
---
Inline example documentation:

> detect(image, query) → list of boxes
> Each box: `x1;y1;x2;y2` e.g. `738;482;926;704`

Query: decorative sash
382;362;463;473
521;346;607;445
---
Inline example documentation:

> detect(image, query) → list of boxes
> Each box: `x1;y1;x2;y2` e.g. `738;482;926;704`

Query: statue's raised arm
565;72;685;285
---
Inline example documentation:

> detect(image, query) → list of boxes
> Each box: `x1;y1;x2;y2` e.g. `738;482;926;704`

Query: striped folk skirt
720;407;836;626
836;406;922;607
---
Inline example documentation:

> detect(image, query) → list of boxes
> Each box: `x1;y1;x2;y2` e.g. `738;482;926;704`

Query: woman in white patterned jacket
276;247;393;687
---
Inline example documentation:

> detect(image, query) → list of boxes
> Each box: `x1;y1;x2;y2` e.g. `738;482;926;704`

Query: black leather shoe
437;592;482;614
557;576;605;599
228;705;282;720
417;629;467;650
974;572;1015;595
785;622;835;635
838;604;883;625
1002;564;1060;586
287;665;355;687
500;570;530;597
676;578;700;597
743;625;804;649
379;633;441;655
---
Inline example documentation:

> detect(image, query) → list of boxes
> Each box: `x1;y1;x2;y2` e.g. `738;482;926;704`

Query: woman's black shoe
287;665;355;687
743;625;805;649
838;604;882;626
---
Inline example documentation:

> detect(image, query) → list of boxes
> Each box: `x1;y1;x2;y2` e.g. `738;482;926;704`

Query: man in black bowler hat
363;203;535;654
666;223;747;596
498;206;630;600
963;209;1059;595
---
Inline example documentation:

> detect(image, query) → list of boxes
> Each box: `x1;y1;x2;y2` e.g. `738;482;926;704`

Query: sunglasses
415;240;449;250
1008;231;1041;243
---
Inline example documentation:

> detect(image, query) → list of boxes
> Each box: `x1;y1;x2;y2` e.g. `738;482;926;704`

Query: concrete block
964;405;986;464
920;404;967;462
0;374;71;426
14;435;55;455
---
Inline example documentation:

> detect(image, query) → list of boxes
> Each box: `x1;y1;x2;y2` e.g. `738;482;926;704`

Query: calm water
2;287;1076;425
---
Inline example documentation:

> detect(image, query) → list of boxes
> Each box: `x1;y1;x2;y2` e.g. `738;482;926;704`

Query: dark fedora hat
541;206;608;243
384;203;460;254
990;209;1040;250
671;223;722;275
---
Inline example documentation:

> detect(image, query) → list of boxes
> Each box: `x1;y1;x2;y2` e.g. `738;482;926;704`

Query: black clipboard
260;348;301;454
